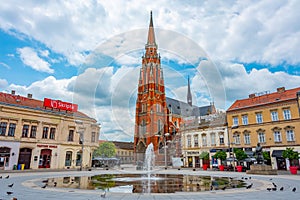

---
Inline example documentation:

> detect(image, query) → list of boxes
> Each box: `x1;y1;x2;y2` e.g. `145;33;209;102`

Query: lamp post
231;142;236;172
164;133;170;169
75;120;84;171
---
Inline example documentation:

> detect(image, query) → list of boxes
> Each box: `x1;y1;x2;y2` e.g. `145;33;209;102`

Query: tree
234;148;247;164
282;147;299;167
214;151;227;164
93;142;116;158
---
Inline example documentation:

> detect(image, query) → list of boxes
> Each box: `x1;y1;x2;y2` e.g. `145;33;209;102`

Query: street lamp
164;133;170;169
75;120;84;171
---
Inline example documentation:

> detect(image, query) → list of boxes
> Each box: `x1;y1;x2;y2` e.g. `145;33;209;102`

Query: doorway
0;147;11;170
18;148;32;169
39;149;52;168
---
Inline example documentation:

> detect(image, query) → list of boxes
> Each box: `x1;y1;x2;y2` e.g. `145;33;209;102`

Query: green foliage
262;151;270;160
199;151;209;160
93;142;116;158
214;151;227;161
233;148;247;161
282;147;299;166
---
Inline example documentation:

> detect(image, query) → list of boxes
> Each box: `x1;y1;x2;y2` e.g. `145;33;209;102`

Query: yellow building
112;141;134;164
0;91;100;170
227;87;300;170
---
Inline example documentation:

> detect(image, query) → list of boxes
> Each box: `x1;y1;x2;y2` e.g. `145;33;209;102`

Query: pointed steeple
147;11;156;47
187;76;192;106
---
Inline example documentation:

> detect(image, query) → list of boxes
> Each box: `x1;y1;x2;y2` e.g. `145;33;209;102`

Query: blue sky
1;0;300;142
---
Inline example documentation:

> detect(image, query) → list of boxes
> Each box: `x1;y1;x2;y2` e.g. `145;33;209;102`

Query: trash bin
17;164;21;170
21;164;25;170
13;165;17;170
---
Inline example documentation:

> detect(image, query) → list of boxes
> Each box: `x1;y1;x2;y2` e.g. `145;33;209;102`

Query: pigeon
249;177;251;179
41;184;47;189
246;183;253;189
54;182;57;187
132;187;136;193
8;183;14;188
267;188;272;192
272;182;277;188
100;191;106;198
5;175;9;179
279;187;284;191
272;187;277;191
292;187;296;192
6;191;13;195
221;186;226;190
0;176;2;179
245;177;248;180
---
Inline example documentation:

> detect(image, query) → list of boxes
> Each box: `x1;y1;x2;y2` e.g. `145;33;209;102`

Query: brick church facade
134;12;215;166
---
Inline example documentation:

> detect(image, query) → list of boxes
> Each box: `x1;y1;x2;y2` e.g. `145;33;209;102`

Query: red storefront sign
37;144;57;148
43;98;78;112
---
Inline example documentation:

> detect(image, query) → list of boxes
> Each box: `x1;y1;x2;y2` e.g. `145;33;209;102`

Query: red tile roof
227;87;300;112
0;92;90;119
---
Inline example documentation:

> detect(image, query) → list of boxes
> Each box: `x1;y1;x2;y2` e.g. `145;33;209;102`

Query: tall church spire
187;76;192;106
147;11;156;47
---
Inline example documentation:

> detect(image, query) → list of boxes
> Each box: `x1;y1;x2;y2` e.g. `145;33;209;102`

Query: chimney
249;93;256;98
11;90;15;95
277;87;285;93
27;93;33;99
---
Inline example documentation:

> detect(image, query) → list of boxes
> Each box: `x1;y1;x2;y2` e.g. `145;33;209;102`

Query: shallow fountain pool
44;174;245;193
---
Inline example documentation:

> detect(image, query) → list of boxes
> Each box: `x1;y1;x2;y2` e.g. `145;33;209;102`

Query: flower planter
202;164;208;170
236;165;243;172
219;165;225;171
289;166;298;175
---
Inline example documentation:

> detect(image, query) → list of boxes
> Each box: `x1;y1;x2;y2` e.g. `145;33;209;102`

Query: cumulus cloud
17;47;54;73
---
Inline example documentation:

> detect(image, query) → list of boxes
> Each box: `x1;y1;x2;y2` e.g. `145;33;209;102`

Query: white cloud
1;0;299;66
17;47;54;73
0;79;8;90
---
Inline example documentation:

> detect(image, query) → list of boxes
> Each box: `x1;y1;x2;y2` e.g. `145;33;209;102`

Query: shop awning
199;151;209;159
271;150;283;157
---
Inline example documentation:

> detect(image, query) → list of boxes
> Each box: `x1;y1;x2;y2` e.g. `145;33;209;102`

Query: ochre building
227;86;300;170
0;91;100;170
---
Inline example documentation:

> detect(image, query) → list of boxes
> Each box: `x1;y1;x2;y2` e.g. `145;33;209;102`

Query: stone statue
255;143;264;164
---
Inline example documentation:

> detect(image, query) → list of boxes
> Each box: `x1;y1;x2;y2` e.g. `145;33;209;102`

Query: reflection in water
46;174;245;193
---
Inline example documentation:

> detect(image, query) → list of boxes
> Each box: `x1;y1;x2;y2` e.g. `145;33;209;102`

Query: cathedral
134;12;215;165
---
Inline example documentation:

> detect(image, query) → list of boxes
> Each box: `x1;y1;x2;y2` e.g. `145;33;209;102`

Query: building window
0;122;7;136
22;125;29;137
256;113;263;124
202;135;207;146
65;151;72;166
244;133;251;145
258;132;265;143
68;130;74;142
141;120;146;135
76;151;82;166
194;135;199;147
49;127;56;139
42;127;49;139
283;109;291;120
271;111;279;121
156;104;161;113
286;130;295;141
7;123;16;137
91;132;96;142
219;134;224;144
242;115;248;125
187;135;191;148
274;131;282;142
142;104;147;113
234;134;240;144
233;116;238;126
30;125;37;138
211;133;216;145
